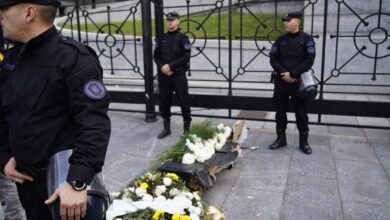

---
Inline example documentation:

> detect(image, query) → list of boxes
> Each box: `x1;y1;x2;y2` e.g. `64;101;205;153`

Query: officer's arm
169;35;191;70
290;37;315;78
64;51;111;185
0;96;11;173
153;37;163;70
270;39;288;74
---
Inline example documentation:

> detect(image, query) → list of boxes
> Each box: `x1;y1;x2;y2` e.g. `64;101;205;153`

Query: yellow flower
152;210;164;220
171;214;190;220
181;215;190;220
165;173;179;181
140;182;149;190
171;214;180;220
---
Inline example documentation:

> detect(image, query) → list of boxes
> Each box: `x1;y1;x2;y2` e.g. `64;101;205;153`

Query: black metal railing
59;0;390;129
58;0;143;76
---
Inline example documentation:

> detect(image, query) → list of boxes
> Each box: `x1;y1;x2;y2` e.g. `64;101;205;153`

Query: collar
17;26;58;57
286;30;301;37
168;28;180;34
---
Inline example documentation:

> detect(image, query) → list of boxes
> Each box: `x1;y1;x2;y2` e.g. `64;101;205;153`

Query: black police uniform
270;31;315;132
0;26;111;219
153;25;192;131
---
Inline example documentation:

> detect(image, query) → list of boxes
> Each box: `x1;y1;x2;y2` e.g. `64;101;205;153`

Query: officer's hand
167;71;174;76
4;157;34;183
161;64;171;75
281;72;295;83
45;182;87;220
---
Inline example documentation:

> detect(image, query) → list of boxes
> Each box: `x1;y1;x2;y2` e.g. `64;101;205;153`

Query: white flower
215;133;226;150
189;134;198;141
190;214;200;220
122;197;132;201
141;194;153;201
217;123;225;130
128;187;135;193
205;139;216;151
182;153;196;164
169;188;179;197
153;195;167;201
145;172;152;179
174;196;192;209
163;177;172;186
215;142;224;150
189;206;202;216
180;191;194;200
135;187;146;197
186;140;196;151
224;127;232;138
154;185;167;196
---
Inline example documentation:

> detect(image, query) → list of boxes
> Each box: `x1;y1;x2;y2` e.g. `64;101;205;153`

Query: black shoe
158;119;171;139
183;120;191;134
269;129;287;150
299;131;312;155
158;129;171;139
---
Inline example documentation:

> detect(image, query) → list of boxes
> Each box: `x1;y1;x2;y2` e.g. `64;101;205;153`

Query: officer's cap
0;0;61;7
166;12;180;21
282;11;302;21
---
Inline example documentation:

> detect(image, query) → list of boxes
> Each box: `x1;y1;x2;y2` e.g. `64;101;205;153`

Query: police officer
269;12;315;154
0;26;26;220
154;12;192;139
0;1;111;220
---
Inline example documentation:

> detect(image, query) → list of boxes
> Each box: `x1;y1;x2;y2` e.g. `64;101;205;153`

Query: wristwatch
68;180;87;191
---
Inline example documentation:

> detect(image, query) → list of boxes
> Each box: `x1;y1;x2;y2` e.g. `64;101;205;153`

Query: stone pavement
103;110;390;220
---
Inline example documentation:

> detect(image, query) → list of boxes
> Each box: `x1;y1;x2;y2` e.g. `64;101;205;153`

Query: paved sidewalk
103;110;390;220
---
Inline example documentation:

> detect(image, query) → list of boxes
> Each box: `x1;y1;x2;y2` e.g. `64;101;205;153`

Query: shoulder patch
184;42;191;50
306;40;314;47
83;80;107;100
270;44;278;54
307;46;315;54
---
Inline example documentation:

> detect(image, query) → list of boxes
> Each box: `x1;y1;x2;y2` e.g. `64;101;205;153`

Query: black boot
183;120;191;134
269;129;287;150
158;119;171;139
299;131;312;154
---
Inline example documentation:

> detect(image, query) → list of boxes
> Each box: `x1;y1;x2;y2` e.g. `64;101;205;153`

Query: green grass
61;12;285;41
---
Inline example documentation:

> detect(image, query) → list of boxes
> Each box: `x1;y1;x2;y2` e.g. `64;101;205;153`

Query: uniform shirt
0;27;111;184
153;28;191;75
270;31;315;79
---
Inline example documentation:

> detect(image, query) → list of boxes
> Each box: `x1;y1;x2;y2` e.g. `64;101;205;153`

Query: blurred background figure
0;173;26;220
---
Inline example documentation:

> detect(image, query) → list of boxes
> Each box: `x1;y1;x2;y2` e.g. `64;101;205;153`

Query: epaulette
85;45;99;60
60;36;89;55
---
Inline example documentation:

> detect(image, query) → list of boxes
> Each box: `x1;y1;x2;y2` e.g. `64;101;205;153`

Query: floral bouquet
106;172;216;220
154;121;246;191
152;122;233;167
181;123;232;165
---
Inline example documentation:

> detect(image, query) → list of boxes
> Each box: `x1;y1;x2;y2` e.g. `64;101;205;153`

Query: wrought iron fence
58;0;390;129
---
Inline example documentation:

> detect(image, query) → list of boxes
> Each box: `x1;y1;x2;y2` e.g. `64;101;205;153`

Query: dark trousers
16;170;53;220
158;73;191;121
273;81;309;132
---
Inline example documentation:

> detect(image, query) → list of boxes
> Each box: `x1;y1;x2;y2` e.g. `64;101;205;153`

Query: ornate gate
59;0;390;129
